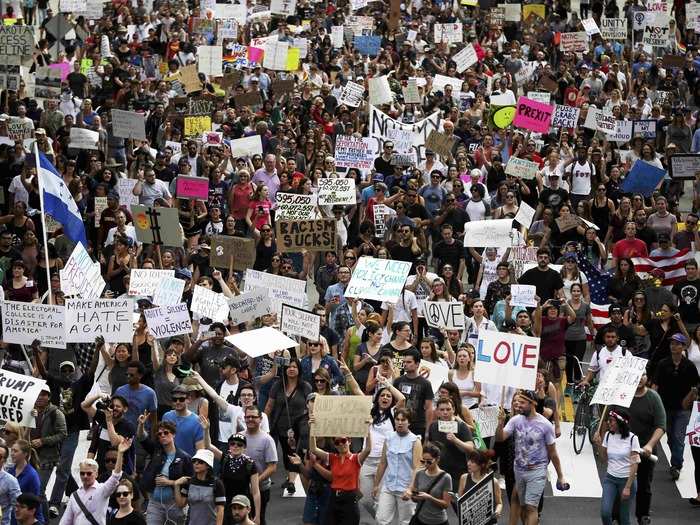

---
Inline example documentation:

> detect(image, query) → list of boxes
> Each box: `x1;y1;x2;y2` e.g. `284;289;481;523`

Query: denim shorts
514;467;548;507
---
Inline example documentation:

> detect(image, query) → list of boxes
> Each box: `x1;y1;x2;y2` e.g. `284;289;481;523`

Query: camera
95;396;111;411
550;300;561;308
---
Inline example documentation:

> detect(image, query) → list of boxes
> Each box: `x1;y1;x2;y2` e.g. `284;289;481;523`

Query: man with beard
517;248;564;302
229;495;255;525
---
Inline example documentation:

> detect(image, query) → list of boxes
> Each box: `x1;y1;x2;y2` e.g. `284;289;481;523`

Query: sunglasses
105;457;117;464
345;256;356;260
79;471;94;476
115;492;131;498
419;459;434;465
173;397;187;402
229;441;245;447
334;438;348;445
157;430;171;436
315;378;327;383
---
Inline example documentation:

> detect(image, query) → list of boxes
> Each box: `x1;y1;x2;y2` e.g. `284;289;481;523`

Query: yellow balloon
491;106;516;129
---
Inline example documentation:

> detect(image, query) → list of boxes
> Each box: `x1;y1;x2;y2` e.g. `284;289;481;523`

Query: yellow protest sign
80;59;93;75
184;116;212;137
310;395;372;437
461;0;478;5
522;4;545;20
4;18;17;26
286;48;300;71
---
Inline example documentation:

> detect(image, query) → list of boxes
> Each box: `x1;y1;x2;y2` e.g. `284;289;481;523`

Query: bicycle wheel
588;403;601;444
572;395;590;454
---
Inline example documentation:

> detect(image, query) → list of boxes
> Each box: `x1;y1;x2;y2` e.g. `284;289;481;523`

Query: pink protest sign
48;62;71;81
176;176;209;200
513;96;553;133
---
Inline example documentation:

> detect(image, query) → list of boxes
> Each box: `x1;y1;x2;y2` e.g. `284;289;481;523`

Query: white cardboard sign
474;331;541;390
143;303;192;338
1;301;66;349
65;298;134;343
590;354;648;407
191;285;229;322
423;301;465;330
128;269;175;297
280;304;321;340
345;257;412;304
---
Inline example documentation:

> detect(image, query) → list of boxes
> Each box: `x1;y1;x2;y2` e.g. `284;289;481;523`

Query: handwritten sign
560;31;587;52
643;18;670;47
229;135;263;158
244;269;307;311
152;276;185;306
353;35;381;56
474;331;540;390
310;395;372;437
276;193;316;220
210;235;256;270
438;420;459;433
61;243;106;299
94;197;108;227
581;17;600;35
514;201;535;228
510;285;537;307
463;219;520;248
669;154;700;180
687;401;700;448
317;178;356;206
368;75;393;105
423;301;465;330
590;354;648;407
434;22;463;44
129;269;175;297
345;257;411;304
69;128;99;150
65;298;134;343
334;136;376;169
1;302;65;349
0;369;47;425
402;78;421;104
472;406;500;438
184;115;211;137
176;176;209;200
583;107;615;133
552;105;580;128
144;303;192;338
513;97;553;133
425;130;455;160
633;120;657;139
504;157;538;180
276;219;336;252
131;205;181;246
280;304;321;340
555;215;580;233
190;285;229;322
338;81;364;107
0;25;34;58
228;289;271;325
458;472;495;525
111;109;146;140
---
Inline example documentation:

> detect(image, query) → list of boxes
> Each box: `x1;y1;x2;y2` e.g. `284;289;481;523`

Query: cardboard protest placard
331;25;344;48
471;406;500;438
388;0;401;31
513;96;553;133
117;179;139;207
423;301;465;330
474;331;540;390
271;79;295;98
551;105;580;128
275;192;316;220
643;17;671;47
270;0;296;16
180;64;202;93
510;284;537;307
191;285;229;322
425;130;455;160
463;219;520;247
244;269;307;311
280;304;321;340
144;303;192;338
555;214;580;233
334;136;375;169
0;369;48;425
0;25;34;59
609;120;633;142
176;175;210;200
210;235;256;270
198;45;223;76
310;395;372;437
600;18;627;40
354;35;382;56
669;154;700;180
317;178;356;206
581;17;600;35
228;135;263;158
514;201;535;228
662;54;685;68
417;359;450;394
591;354;648;407
275;219;336;253
522;3;545;20
184;116;211;137
438;420;459;433
338;81;365;107
65;298;134;343
620;160;666;196
111;109;146;140
225;327;298;358
153;276;186;306
234;91;263;108
583;107;616;133
368;106;441;165
69;128;99;150
345;257;412;304
687;401;700;448
1;301;65;349
61;243;106;299
434;22;463;44
187;99;213;116
458;472;495;525
402;78;421;104
131;205;182;246
128;269;176;297
559;32;587;52
228;289;271;325
527;92;550;104
220;70;243;91
368;76;393;105
94;196;108;227
504;157;538;180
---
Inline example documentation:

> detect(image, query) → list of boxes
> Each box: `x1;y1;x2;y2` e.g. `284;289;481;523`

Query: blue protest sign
353;35;381;56
621;160;666;197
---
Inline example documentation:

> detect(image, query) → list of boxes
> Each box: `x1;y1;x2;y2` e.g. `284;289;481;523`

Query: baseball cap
608;305;623;315
671;333;688;345
231;495;251;507
228;433;247;445
59;361;76;371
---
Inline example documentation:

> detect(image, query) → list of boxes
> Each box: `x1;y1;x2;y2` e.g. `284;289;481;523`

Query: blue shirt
162;411;204;456
152;452;176;503
0;470;20;525
8;464;42;525
418;184;447;216
114;383;158;428
299;355;344;387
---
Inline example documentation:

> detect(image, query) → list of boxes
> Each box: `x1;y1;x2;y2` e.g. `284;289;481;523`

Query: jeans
358;456;379;518
601;473;636;525
146;500;185;525
376;488;416;525
50;431;80;506
666;409;691;469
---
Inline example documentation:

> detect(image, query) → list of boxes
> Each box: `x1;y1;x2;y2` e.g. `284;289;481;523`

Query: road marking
282;476;307;498
659;439;696;499
548;422;602;498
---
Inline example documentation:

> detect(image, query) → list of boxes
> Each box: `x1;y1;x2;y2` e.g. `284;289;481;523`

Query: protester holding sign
457;450;502;523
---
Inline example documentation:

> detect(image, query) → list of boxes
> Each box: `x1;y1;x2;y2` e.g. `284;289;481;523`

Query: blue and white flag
36;147;87;247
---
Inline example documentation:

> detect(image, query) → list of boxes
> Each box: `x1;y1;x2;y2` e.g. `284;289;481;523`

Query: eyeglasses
115;492;131;498
229;441;244;447
344;256;356;260
307;342;321;347
315;378;327;384
261;228;272;233
157;430;172;436
244;415;260;419
419;459;434;465
334;438;348;445
239;393;255;397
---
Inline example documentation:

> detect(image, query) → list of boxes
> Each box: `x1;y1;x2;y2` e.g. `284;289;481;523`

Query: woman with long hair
636;302;689;376
101;341;134;394
565;283;595;386
106;237;134;296
608;258;642;306
581;227;608;271
174;449;225;525
608;196;633;246
8;440;44;524
646;196;678;238
380;321;418;373
625;291;652;356
406;443;453;525
448;345;481;409
440;265;464;300
152;345;181;419
589;184;615;241
458;450;502;523
464;300;497;348
246;185;272;235
109;479;146;525
228;169;255;235
419;339;449;367
4;260;38;303
354;322;384;393
559;254;590;302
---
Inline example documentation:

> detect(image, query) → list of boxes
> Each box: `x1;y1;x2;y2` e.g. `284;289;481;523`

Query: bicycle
571;384;602;454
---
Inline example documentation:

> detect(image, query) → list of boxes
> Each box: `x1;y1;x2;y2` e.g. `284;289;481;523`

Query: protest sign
0;369;47;425
509;246;538;280
198;45;223;76
510;285;537;307
368;76;393;105
345;257;412;304
244;269;307;311
1;302;65;348
228;135;263;158
180;64;202;93
111;109;146;140
402;78;421;104
434;23;463;44
228;289;271;325
620;161;666;197
187;99;213;116
687;401;700;448
373;204;392;236
214;3;247;24
69;128;99;150
310;395;373;437
501;3;520;22
600;18;627;40
609;120;633;142
522;3;545;20
527;92;550;104
513;97;553;133
65;298;134;343
94;196;108;227
354;35;382;56
689;4;700;28
425;130;455;160
418;360;450;394
556;214;581;233
504;157;538;180
276;193;317;220
338;81;365;107
334;136;376;169
131;205;182;246
61;243;106;299
438;420;459;434
271;78;295;98
144;303;192;338
458;472;495;525
317;178;356;206
331;26;344;48
662;54;685;68
153;276;185;306
6;117;33;141
514;201;535;228
474;331;540;390
368;106;442;165
583;107;615;133
0;26;34;58
431;74;464;95
669;154;700;180
184;116;211;136
276;219;336;252
191;285;229;322
551;105;580;128
581;17;600;35
210;235;255;270
117;178;139;206
280;304;321;340
128;269;175;297
225;327;298;358
176;175;210;200
423;301;465;330
463;219;520;247
560;32;587;52
472;406;500;438
643;18;670;47
591;354;648;407
270;0;296;16
233;91;263;109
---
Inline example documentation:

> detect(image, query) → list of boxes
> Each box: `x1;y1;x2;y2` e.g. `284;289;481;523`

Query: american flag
576;252;612;305
590;303;611;329
631;249;694;286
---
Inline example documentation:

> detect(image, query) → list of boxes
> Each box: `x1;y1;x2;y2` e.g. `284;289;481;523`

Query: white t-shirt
562;274;589;301
382;289;418;323
589;345;625;380
603;431;641;478
567;160;595;196
405;273;439;318
220;403;269;441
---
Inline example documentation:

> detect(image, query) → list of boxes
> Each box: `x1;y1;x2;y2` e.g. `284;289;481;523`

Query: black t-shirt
46;372;93;432
538;188;569;216
67;72;88;98
427;420;473;476
432;239;464;273
393;375;433;434
389;243;421;272
653;357;700;410
672;279;700;325
594;322;635;351
637;226;658;249
518;267;564;302
109;510;146;525
374;156;393;177
90;413;136;474
219;452;258;506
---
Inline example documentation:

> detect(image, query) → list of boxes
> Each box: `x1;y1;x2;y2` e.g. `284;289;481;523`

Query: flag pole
34;143;54;305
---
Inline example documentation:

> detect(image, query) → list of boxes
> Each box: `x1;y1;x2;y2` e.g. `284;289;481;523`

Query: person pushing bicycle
579;326;629;388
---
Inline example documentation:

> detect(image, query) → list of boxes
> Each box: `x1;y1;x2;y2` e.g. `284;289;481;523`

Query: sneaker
49;506;59;519
670;466;681;481
689;497;700;507
639;517;651;525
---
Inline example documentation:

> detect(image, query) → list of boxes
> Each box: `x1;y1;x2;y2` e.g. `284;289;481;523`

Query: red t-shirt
612;238;648;259
329;453;361;491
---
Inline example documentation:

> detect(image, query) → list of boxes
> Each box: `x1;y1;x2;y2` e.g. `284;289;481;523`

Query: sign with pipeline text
474;331;540;390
